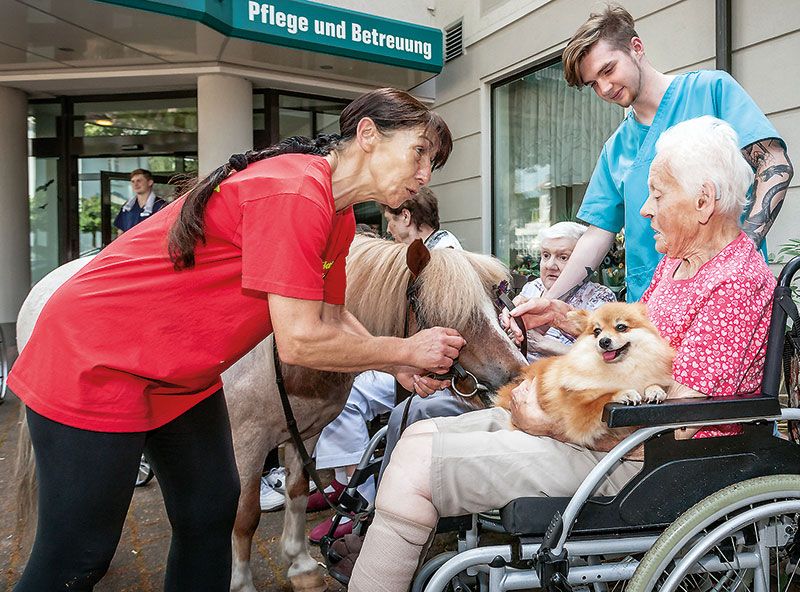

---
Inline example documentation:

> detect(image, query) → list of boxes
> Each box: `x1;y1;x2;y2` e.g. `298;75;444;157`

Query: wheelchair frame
415;256;800;592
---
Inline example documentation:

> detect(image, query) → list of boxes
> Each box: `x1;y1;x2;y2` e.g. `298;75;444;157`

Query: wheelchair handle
762;255;800;397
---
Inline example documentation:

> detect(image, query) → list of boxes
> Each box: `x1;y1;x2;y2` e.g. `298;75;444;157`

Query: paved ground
0;385;349;592
0;335;465;592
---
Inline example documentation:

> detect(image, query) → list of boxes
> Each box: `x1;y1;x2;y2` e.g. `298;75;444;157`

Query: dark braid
167;134;342;270
167;87;452;271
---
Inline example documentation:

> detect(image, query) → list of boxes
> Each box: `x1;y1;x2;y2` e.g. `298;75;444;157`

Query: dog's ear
567;309;589;334
406;238;431;279
631;302;649;318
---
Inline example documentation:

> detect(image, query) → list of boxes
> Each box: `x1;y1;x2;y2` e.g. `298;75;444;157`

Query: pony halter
404;277;490;400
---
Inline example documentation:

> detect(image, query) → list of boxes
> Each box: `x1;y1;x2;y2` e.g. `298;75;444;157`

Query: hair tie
228;153;248;172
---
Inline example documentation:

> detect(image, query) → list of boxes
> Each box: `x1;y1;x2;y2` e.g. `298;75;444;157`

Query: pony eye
615;323;628;332
593;327;601;337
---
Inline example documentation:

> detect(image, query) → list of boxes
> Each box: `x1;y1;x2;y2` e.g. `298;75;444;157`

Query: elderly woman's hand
509;377;555;436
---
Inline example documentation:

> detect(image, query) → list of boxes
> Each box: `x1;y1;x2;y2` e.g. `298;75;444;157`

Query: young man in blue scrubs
546;4;793;302
113;169;166;234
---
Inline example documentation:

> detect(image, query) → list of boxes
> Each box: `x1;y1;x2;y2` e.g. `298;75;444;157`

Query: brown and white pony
15;235;526;592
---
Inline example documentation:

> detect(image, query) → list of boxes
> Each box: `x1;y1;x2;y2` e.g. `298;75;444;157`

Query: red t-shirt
9;154;355;432
641;232;775;437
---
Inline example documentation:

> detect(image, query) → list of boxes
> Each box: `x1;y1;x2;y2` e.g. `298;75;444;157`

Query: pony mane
345;235;511;336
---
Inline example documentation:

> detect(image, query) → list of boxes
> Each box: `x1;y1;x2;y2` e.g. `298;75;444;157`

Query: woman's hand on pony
404;326;465;373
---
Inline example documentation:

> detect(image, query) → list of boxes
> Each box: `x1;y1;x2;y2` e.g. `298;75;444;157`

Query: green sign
92;0;443;73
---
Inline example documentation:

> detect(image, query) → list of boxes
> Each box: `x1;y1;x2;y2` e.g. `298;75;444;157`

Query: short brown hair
562;4;638;88
129;168;154;181
379;186;440;231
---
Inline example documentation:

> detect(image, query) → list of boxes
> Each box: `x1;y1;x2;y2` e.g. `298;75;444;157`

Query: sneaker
307;479;346;512
260;467;286;511
309;516;353;544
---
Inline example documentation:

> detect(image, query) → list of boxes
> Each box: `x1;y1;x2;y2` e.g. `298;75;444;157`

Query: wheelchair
414;255;800;592
323;256;800;592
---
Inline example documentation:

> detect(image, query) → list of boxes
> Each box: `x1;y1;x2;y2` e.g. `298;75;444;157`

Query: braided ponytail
167;134;343;270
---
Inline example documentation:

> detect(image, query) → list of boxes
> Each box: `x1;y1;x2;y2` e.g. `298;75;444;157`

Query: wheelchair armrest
603;393;781;428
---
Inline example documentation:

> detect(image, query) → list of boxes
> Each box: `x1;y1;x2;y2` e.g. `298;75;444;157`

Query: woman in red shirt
9;88;463;591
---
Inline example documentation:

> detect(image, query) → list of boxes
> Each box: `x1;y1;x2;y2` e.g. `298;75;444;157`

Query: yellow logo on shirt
322;260;333;278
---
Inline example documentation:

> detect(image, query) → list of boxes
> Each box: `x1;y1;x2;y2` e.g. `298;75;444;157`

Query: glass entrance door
99;171;177;247
78;155;196;255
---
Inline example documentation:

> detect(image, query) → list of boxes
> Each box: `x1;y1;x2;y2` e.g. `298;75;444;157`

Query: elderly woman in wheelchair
346;115;800;592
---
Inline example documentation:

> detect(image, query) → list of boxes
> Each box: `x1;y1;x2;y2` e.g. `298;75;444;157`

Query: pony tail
168;133;344;271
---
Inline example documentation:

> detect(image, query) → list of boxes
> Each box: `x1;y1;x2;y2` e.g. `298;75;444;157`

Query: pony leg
230;428;275;592
282;436;327;592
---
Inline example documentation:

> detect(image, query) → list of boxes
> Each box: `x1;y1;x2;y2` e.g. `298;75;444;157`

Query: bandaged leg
348;509;434;592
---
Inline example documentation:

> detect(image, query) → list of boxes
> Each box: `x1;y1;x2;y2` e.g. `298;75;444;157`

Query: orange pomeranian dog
494;302;674;447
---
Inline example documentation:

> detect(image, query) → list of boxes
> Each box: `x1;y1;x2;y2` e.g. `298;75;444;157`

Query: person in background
546;4;791;304
113;168;166;233
518;221;616;360
380;186;462;249
305;187;462;543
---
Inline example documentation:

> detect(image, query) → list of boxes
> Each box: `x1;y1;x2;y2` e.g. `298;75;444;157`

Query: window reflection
493;62;623;272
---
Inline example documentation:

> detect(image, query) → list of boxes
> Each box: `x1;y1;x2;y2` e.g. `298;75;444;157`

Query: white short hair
654;116;753;219
539;221;588;244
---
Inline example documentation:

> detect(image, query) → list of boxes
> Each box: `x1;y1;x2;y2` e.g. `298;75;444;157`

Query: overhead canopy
0;0;442;96
97;0;444;73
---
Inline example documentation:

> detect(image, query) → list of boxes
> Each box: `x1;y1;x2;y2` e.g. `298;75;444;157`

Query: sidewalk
0;389;345;592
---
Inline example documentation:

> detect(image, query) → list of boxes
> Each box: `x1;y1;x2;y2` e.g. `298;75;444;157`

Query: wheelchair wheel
627;474;800;592
136;455;154;487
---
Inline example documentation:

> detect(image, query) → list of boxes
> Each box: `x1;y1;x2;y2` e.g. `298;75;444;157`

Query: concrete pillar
0;85;31;323
197;74;253;176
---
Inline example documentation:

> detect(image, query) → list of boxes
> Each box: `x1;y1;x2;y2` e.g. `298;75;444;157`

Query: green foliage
770;239;800;301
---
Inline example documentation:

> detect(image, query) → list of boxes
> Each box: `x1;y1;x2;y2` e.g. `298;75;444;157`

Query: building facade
1;0;798;323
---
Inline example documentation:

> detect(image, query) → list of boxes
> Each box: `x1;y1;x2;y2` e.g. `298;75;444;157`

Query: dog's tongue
603;350;617;361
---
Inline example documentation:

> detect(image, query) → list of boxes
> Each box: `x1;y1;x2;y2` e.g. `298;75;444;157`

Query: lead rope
272;339;370;521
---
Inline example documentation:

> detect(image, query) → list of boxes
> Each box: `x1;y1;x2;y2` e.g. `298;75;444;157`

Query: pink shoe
309;516;353;544
306;479;346;511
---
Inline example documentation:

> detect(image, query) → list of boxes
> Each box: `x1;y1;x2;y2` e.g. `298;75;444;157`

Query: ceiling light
94;119;114;126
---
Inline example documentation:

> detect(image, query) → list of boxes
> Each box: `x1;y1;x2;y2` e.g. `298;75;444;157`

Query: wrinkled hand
406;327;465;374
509;377;552;436
395;368;450;397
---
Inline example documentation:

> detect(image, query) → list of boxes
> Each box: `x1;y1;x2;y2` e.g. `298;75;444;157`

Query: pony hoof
289;571;327;592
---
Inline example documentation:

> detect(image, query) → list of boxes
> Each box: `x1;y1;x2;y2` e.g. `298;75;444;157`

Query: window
492;61;623;272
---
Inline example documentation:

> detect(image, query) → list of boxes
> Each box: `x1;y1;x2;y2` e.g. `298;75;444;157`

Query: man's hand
500;298;578;344
404;327;465;374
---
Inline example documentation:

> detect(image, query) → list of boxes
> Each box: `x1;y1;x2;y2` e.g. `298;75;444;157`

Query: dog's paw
617;389;643;405
643;384;667;403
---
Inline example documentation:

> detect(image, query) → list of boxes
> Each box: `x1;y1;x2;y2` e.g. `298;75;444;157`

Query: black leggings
14;389;241;591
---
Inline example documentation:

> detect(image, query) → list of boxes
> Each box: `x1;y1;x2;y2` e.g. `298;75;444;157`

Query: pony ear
406;238;431;279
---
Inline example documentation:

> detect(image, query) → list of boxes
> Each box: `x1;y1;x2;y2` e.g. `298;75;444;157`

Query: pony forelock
344;235;510;336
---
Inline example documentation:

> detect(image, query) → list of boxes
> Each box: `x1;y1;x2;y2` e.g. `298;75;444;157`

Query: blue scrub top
578;70;782;301
113;198;166;232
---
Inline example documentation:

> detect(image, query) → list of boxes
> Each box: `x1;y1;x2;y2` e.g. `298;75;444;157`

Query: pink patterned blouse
641;232;776;437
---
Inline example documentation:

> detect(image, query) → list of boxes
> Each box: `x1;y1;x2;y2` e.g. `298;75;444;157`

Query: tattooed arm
544;225;615;301
741;139;793;247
